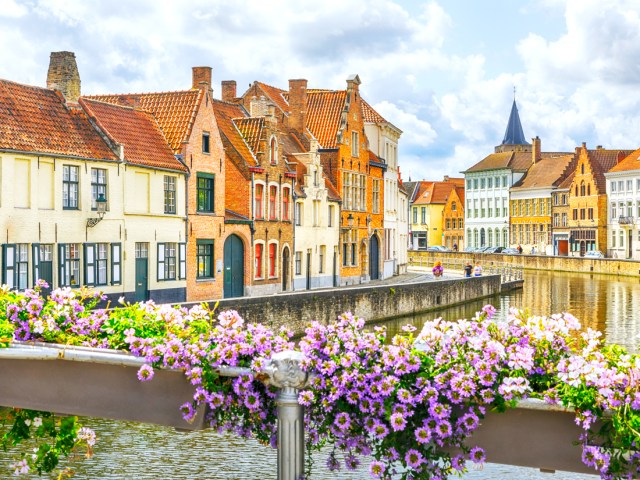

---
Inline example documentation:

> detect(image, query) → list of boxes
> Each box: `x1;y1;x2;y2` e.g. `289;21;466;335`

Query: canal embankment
190;275;502;334
410;250;640;277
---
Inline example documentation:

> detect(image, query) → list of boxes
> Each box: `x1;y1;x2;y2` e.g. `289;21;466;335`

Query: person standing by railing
464;262;472;278
473;262;483;276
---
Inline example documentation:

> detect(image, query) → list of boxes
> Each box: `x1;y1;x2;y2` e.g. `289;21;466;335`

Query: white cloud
0;0;28;18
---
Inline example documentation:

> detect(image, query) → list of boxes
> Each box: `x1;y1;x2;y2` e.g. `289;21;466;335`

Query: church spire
501;98;529;146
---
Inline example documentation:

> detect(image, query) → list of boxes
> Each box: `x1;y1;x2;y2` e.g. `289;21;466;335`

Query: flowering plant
0;285;638;479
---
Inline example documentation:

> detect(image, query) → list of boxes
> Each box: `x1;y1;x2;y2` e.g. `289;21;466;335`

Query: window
295;251;302;275
342;230;356;266
295;202;302;226
562;194;566;205
282;187;290;221
473;179;478;190
573;209;578;220
270;137;277;165
612;204;617;219
618;181;624;192
195;240;213;279
413;207;418;224
562;213;567;227
268;243;277;277
452;202;456;211
581;164;585;174
255;184;264;219
91;168;107;211
111;243;121;285
627;180;633;192
580;209;585;220
421;207;426;224
164;176;176;214
63;165;79;209
202;132;210;153
611;181;616;193
269;185;277;220
84;243;108;286
328;205;334;227
59;243;80;287
466;180;471;190
313;200;320;226
502;176;508;188
481;178;486;189
255;243;263;278
3;244;28;290
157;243;177;281
372;179;380;214
351;131;359;157
588;208;594;220
612;231;617;248
319;245;325;273
488;178;493;189
197;173;214;213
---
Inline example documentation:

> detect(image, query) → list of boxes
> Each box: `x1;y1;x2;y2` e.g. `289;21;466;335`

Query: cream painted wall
0;153;186;298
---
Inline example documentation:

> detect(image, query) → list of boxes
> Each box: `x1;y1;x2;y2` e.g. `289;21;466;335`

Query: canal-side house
0;51;187;302
396;176;409;272
566;143;632;256
289;140;341;289
89;67;229;302
403;181;422;250
604;146;640;260
411;178;464;249
442;185;465;251
362;99;406;277
550;172;574;256
463;99;530;249
408;181;432;250
240;76;386;285
212;92;296;296
509;137;575;255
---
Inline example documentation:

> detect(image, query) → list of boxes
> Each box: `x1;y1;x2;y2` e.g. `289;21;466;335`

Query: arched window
270;137;278;165
282;187;290;221
580;182;585;196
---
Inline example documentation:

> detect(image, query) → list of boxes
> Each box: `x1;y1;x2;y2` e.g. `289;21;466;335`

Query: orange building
442;185;465;251
566;143;632;255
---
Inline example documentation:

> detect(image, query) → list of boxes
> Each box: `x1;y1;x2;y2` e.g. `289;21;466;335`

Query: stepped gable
80;98;186;172
87;90;202;154
607;147;640;174
0;78;116;160
511;153;575;190
501;99;530;146
587;147;634;192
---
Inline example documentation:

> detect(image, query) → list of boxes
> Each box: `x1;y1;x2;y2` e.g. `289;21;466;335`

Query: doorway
369;235;380;280
223;235;244;298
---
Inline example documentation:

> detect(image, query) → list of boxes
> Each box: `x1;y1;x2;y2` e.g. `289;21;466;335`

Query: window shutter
84;243;96;286
2;244;16;289
179;243;186;279
111;243;121;285
32;244;40;288
58;244;66;287
157;243;165;281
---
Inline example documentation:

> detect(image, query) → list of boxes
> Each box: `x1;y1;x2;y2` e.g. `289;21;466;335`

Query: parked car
584;250;605;258
427;245;450;252
484;246;505;254
502;247;520;255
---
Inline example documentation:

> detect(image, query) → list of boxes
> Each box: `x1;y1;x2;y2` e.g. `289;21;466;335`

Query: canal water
6;270;640;479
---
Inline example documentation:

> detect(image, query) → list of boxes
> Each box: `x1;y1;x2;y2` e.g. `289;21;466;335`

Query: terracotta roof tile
81;99;186;172
0;79;117;160
305;90;347;149
87;90;201;153
587;148;634;191
234;117;264;154
608;147;640;174
511;154;575;190
412;180;458;205
253;82;290;115
211;99;257;169
557;171;575;190
361;99;387;123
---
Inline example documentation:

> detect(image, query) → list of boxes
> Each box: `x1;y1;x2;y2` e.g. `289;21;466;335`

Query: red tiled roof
305;90;347;149
211;99;257;170
511;154;575;190
0;79;117;160
411;181;434;205
361;99;387;123
80;99;186;172
87;90;201;154
253;82;290;115
587;148;633;191
412;180;458;205
234;117;264;154
605;147;640;174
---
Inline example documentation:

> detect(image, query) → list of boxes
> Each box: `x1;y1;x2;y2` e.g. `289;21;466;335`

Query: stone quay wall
409;251;640;277
186;276;501;334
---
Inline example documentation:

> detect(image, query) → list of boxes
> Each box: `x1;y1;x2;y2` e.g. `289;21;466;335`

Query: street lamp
87;193;107;228
346;213;354;228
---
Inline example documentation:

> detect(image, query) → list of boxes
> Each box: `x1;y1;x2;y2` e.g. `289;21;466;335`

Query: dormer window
270;136;278;165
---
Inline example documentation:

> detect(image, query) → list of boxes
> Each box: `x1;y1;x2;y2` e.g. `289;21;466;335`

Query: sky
1;0;640;182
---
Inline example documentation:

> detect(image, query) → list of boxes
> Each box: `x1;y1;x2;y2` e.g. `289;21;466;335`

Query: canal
5;270;640;479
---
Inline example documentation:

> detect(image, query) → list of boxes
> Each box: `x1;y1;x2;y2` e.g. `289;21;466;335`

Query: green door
224;235;244;298
135;258;148;302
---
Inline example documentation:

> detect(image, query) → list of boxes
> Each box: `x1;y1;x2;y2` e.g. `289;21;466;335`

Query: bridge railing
408;255;524;282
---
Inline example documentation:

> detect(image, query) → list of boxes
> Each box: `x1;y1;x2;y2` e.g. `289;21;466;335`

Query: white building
604;147;640;260
362;100;406;276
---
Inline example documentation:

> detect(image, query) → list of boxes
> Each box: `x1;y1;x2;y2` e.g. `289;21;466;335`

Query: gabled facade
604;147;640;259
0;51;188;303
290;141;341;290
213;90;296;296
442;186;465;250
410;178;463;249
241;76;386;285
396;177;409;272
463;99;532;249
89;67;227;301
566;143;632;255
362;99;405;277
551;173;574;256
509;137;575;255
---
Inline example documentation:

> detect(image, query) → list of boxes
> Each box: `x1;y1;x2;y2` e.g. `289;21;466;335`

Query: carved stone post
263;350;310;480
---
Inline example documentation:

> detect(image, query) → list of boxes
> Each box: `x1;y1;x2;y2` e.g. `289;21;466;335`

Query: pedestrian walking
517;244;523;254
473;262;483;276
463;262;472;278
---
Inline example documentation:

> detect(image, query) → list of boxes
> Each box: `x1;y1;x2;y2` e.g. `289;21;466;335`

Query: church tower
495;98;531;153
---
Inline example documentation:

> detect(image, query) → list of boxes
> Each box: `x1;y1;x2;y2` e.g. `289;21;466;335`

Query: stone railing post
263;351;310;480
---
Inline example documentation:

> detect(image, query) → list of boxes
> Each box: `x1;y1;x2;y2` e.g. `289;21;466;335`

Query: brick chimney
47;51;81;103
192;66;212;90
288;79;308;133
221;80;236;102
532;136;541;164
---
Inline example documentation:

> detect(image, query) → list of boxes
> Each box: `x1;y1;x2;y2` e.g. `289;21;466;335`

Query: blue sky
1;0;639;182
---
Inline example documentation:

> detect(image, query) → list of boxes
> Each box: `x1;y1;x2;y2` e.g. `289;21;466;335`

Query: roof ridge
87;88;198;98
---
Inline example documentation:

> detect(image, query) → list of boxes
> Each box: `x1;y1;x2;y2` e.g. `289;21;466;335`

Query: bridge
0;342;597;479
